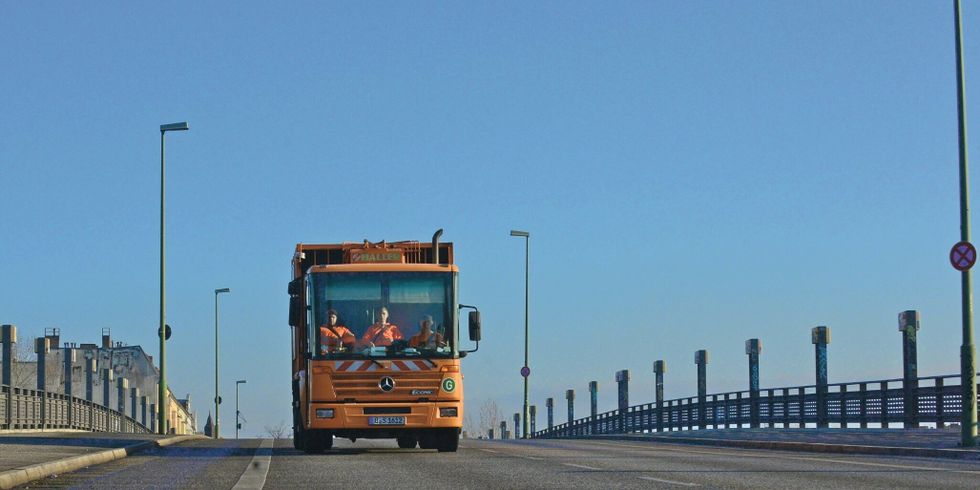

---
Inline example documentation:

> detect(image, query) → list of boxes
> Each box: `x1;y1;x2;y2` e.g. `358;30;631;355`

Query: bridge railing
1;384;149;433
532;373;979;438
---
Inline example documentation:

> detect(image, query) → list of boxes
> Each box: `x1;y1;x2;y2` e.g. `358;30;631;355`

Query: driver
360;306;404;348
408;315;444;348
320;309;355;353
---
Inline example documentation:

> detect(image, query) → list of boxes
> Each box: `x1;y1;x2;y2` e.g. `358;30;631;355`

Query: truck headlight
439;407;458;418
316;408;335;419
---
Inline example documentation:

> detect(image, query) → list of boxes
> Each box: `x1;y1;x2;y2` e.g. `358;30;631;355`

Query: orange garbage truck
288;230;481;452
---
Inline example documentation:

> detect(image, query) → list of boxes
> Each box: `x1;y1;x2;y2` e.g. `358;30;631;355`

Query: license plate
368;416;406;426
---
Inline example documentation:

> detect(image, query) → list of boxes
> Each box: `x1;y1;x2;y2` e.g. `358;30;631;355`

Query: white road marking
477;448;500;454
232;438;273;490
638;476;700;487
587;440;980;476
562;462;601;471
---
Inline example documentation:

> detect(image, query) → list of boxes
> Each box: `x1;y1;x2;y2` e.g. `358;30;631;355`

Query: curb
585;434;980;461
0;435;200;489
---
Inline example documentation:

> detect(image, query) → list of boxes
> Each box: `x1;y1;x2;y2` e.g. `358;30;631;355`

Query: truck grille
333;372;443;400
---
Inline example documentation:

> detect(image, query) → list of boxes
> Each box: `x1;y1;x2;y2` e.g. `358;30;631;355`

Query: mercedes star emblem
379;376;395;392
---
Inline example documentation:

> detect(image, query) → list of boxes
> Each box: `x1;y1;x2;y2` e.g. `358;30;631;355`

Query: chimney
102;328;111;349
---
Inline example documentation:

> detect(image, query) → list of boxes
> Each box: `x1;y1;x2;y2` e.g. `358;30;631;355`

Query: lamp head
509;230;529;237
215;288;231;294
160;122;189;132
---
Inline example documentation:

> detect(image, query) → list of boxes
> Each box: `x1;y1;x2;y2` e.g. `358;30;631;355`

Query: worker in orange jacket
408;315;444;348
360;306;404;347
320;309;355;354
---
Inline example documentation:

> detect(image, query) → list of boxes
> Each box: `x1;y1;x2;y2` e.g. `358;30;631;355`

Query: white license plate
368;416;406;426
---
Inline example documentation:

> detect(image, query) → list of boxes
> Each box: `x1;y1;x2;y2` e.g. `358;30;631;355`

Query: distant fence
533;373;980;438
1;384;149;433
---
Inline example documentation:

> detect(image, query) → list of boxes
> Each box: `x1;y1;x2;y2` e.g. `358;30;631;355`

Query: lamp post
954;0;977;447
214;287;231;439
236;379;247;439
510;229;530;439
158;121;188;435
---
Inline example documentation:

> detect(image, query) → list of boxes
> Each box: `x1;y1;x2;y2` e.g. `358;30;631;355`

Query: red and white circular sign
950;241;977;271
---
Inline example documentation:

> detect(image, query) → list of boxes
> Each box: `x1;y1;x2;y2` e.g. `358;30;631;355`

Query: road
19;437;980;489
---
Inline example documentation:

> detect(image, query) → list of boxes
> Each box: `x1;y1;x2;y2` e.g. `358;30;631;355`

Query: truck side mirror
468;311;481;342
288;277;303;296
289;296;303;327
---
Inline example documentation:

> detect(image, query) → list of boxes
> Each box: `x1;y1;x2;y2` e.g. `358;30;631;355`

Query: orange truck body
288;237;472;452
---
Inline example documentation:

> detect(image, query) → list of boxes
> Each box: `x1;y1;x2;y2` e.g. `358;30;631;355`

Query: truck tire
436;429;459;452
418;430;437;450
303;430;332;453
396;435;417;449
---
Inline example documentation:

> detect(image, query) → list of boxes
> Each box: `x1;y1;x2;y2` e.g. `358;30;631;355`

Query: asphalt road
18;437;980;489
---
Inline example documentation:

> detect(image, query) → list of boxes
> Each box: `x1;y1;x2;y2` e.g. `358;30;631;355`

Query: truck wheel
418;431;437;450
303;430;325;454
397;435;417;449
436;429;459;452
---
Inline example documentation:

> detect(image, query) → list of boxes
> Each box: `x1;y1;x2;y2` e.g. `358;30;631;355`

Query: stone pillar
141;396;148;427
63;347;76;427
546;397;554;430
150;403;156;432
500;420;507;440
36;337;50;428
102;369;114;408
1;325;15;386
529;405;537;434
616;370;630;432
565;389;575;425
746;339;762;428
513;413;520;438
2;325;15;430
653;360;666;432
488;427;494;440
812;326;831;428
589;381;598;434
117;377;128;414
899;310;920;429
130;387;140;420
695;350;708;429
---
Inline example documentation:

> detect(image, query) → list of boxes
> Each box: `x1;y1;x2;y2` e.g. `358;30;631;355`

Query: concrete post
616;370;630;432
141;396;148;427
589;381;598;434
102;369;114;408
117;377;129;415
529;405;537;434
513;412;520;438
130;387;140;420
899;310;920;429
746;339;762;428
36;337;50;429
63;347;76;427
150;403;156;432
1;325;14;386
2;325;15;430
500;420;507;440
546;397;554;430
654;360;666;432
695;350;708;429
488;427;494;440
812;326;831;428
565;389;575;425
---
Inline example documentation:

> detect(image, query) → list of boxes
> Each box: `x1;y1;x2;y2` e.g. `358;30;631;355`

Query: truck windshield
309;271;456;359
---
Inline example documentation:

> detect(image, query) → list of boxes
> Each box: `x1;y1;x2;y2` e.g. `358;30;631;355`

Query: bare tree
478;398;503;438
264;420;289;439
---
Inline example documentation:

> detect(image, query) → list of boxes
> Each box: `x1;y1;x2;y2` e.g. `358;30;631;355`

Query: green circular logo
442;378;456;392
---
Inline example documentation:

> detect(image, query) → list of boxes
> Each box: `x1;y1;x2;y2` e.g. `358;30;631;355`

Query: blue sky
1;1;978;435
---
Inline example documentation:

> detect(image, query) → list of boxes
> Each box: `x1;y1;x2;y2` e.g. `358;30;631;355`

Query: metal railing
1;384;149;433
533;373;980;438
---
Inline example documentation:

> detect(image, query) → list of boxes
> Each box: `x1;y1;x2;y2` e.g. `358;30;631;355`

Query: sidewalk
588;427;980;460
0;431;197;488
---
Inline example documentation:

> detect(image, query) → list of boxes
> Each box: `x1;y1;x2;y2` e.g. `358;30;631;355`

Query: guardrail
1;384;149;433
532;373;980;438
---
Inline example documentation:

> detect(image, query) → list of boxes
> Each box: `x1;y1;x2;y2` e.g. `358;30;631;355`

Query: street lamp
510;229;530;439
158;121;188;435
236;379;247;439
953;0;977;447
214;287;231;438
